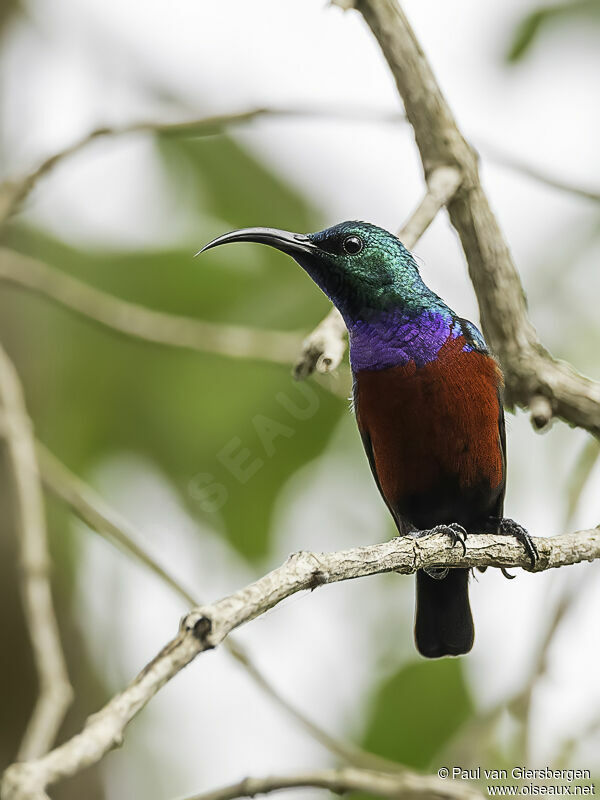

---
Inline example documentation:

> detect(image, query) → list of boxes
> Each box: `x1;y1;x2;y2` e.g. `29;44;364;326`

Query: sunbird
200;221;538;657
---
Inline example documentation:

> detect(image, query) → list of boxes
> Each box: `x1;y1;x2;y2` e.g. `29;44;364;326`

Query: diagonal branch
3;526;599;799
347;0;600;436
480;140;600;204
0;248;302;365
293;165;462;378
182;766;483;800
0;346;73;762
37;441;395;774
0;249;351;397
1;105;596;233
0;107;404;228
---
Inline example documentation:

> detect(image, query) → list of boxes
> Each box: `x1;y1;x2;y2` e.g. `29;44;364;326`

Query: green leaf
506;0;600;62
360;658;473;771
2;132;344;562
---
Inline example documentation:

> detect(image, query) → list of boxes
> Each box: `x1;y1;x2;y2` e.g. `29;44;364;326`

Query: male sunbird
200;221;538;658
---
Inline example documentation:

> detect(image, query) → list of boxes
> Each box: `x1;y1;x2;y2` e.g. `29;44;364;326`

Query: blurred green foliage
4;134;345;561
361;659;472;770
506;0;600;61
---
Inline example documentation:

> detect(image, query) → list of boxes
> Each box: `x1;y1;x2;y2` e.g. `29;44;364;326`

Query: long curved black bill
196;227;319;258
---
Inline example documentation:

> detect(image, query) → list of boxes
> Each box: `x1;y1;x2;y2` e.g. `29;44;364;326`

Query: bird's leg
491;516;539;577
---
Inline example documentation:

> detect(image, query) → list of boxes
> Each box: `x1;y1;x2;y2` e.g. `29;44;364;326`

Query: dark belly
354;337;505;531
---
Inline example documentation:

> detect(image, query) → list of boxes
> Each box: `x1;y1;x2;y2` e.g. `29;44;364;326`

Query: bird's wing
493;389;507;522
355;376;395;525
358;425;413;534
459;316;507;524
457;317;489;353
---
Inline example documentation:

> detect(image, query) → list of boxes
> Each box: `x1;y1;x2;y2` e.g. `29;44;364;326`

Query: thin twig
0;249;351;397
182;766;483;800
0;249;301;365
0;347;73;762
36;441;396;773
3;525;599;799
0;107;404;227
480;141;600;204
293;165;462;377
36;443;198;607
1;105;597;232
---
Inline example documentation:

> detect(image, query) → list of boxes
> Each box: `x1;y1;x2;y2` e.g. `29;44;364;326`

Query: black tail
414;568;474;658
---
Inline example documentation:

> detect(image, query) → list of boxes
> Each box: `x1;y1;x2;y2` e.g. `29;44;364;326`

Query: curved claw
417;523;468;556
501;568;516;580
498;518;539;569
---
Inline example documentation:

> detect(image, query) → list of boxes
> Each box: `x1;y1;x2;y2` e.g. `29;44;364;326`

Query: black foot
493;517;539;569
415;523;468;580
415;522;468;554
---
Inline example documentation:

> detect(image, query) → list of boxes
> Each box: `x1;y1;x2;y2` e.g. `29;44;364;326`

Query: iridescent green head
200;221;437;323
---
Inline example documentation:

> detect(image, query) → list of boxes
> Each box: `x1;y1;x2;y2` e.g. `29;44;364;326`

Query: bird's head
199;221;426;323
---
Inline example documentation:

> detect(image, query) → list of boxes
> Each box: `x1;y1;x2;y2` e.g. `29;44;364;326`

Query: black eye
342;235;363;255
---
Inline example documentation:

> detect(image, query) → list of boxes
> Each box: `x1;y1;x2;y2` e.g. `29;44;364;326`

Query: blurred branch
441;560;596;766
0;107;403;228
36;443;199;606
3;525;600;799
182;766;483;800
0;248;350;397
315;0;600;437
481;141;600;203
0;248;301;363
36;441;397;774
0;346;73;762
0;104;597;233
293;165;462;377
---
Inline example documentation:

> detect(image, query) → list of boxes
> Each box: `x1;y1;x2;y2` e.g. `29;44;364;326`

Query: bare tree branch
480;141;600;204
182;766;483;800
36;442;199;606
0;248;351;397
293;165;462;378
3;526;599;799
342;0;600;436
36;441;396;774
0;347;73;762
0;107;406;228
1;104;596;233
0;248;302;365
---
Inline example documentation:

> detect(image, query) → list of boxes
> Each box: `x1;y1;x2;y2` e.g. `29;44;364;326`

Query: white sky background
2;0;600;797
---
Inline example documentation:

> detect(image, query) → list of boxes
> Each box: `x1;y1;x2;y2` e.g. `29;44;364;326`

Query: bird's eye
342;235;363;255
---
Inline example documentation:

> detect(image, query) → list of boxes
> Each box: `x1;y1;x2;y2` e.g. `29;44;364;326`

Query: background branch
37;441;396;774
183;766;483;800
0;249;301;365
480;140;600;204
1;106;597;234
3;526;599;799
0;347;72;762
0;249;351;397
0;107;404;229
